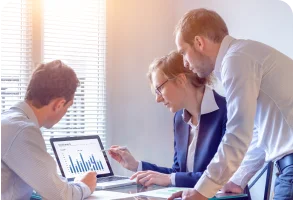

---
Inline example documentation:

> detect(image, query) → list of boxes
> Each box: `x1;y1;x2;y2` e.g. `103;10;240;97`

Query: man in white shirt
169;8;293;200
1;60;97;200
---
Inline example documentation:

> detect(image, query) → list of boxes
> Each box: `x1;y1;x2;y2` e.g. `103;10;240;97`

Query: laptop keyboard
97;176;129;183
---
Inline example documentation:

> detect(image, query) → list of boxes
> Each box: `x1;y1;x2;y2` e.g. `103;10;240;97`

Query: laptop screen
51;136;114;180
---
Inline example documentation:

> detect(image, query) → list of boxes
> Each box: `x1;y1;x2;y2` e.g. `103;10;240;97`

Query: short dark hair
25;60;79;108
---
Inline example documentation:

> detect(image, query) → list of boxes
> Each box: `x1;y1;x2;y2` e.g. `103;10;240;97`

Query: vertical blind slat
1;0;33;115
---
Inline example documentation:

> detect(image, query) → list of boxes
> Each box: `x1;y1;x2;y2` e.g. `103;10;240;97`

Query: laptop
50;135;136;189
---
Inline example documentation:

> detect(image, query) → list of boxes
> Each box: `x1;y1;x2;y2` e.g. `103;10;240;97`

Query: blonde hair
147;51;213;90
175;8;228;45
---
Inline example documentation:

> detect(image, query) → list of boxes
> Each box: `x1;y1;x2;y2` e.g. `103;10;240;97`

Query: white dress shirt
195;35;293;198
1;102;91;200
186;120;199;173
137;86;219;186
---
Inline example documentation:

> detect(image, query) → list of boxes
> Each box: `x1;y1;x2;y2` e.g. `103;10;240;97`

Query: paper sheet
86;190;138;200
136;187;190;198
136;187;247;199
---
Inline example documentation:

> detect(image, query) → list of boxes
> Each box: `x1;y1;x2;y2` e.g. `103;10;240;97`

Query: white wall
174;0;293;58
107;0;293;198
106;0;176;176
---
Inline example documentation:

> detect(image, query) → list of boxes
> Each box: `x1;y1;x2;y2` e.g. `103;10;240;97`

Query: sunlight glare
45;0;88;17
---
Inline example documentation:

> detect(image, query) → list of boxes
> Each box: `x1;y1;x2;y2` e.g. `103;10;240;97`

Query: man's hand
221;181;243;194
130;170;171;187
108;145;139;172
76;171;97;193
168;189;208;200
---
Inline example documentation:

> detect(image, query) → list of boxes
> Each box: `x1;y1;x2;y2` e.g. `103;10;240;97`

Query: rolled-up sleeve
195;54;261;197
229;127;266;189
2;126;91;200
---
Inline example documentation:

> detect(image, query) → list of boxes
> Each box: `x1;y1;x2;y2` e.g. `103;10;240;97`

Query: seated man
1;60;97;200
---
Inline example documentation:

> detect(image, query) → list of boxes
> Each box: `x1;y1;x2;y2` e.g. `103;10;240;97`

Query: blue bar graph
80;153;87;171
77;160;82;172
99;160;104;170
97;161;101;170
69;156;76;173
68;154;104;174
80;161;85;172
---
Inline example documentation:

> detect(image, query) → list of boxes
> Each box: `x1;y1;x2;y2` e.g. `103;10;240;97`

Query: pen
101;146;127;152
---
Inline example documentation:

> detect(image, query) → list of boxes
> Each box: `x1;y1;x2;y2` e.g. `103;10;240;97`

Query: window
1;0;33;112
1;0;106;153
42;0;106;153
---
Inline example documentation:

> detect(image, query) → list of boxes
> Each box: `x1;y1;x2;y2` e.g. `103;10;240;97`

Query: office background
1;0;292;199
106;1;293;200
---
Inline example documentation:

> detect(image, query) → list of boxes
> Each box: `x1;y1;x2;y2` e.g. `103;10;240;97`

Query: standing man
170;8;293;200
1;60;97;200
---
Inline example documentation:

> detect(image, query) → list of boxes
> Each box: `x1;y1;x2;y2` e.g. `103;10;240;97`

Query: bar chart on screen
68;153;105;174
54;139;110;178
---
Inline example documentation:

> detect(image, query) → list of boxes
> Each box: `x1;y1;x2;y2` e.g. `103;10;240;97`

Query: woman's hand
108;145;139;172
130;170;171;187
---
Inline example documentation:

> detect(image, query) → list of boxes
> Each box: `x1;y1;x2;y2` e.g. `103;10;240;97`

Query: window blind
42;0;107;153
1;0;33;113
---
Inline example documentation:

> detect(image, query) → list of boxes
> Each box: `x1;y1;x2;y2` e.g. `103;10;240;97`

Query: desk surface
31;184;248;200
105;184;163;194
104;184;248;200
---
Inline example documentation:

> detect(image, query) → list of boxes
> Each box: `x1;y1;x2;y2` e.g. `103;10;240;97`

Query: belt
276;153;293;173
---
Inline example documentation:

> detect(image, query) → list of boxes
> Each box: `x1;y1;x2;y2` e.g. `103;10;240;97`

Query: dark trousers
274;165;293;200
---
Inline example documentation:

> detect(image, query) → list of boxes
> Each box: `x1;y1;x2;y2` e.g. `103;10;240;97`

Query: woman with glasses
109;51;227;188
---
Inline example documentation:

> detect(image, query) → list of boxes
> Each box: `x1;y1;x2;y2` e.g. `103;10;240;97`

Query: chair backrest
248;161;274;200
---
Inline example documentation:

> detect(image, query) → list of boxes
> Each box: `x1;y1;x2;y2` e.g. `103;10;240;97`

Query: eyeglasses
155;77;176;95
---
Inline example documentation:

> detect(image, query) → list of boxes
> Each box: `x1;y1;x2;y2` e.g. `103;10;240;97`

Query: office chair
248;161;274;200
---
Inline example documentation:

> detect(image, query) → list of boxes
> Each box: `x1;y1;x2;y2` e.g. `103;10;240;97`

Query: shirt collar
214;35;235;79
11;101;40;127
182;86;219;123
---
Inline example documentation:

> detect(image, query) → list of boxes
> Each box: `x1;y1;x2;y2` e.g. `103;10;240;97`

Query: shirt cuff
170;173;176;186
137;161;142;171
77;182;92;198
194;172;222;198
